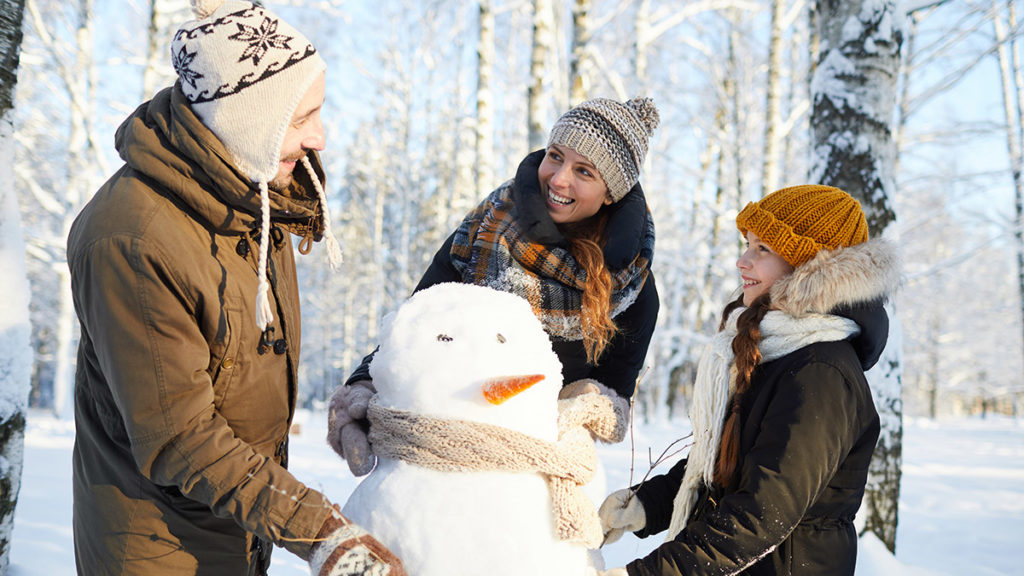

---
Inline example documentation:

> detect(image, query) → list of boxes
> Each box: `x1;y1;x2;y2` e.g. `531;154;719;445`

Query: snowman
342;282;612;576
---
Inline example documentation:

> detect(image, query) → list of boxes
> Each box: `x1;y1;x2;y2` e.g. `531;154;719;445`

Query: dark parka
347;150;659;400
67;84;333;575
626;239;900;576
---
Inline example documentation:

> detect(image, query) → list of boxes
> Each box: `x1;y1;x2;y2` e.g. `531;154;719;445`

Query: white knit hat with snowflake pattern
171;0;341;331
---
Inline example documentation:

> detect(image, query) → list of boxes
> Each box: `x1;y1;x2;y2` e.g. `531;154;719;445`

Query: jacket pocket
209;297;242;409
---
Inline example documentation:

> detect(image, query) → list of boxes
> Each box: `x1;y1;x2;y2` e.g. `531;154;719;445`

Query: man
66;1;404;574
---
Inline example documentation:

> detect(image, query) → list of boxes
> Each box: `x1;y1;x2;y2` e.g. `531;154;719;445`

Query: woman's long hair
713;292;772;488
560;209;617;364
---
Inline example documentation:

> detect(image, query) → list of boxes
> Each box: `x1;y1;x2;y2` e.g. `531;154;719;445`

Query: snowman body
342;283;594;576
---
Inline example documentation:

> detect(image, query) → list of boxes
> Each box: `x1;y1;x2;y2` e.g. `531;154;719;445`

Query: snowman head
370;283;564;438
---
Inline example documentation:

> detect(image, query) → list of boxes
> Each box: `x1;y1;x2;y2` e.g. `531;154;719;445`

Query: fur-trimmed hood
770;237;902;370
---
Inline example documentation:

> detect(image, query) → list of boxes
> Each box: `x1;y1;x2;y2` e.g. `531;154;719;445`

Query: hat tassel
255;181;274;331
302;156;343;269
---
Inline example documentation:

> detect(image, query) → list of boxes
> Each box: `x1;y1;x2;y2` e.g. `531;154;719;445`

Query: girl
329;97;661;475
598;185;900;575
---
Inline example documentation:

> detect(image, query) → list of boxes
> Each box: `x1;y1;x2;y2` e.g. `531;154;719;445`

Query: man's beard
269;151;308;192
268;172;293;192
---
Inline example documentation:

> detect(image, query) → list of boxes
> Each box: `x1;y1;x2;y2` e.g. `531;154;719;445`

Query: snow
9;412;1024;575
343;283;588;575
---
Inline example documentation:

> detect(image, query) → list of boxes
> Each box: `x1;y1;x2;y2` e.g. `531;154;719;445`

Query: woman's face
737;231;794;306
538;145;612;224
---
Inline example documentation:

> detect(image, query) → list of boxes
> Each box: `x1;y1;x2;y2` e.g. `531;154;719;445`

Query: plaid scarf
449;154;654;342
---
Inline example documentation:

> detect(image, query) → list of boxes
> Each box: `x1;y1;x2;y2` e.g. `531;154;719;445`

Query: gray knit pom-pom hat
547;97;660;202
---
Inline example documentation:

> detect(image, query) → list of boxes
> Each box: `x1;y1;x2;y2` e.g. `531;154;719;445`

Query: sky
9;410;1024;575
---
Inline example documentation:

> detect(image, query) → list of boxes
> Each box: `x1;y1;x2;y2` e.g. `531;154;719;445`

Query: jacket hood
114;83;325;237
511;149;651;271
770;237;902;370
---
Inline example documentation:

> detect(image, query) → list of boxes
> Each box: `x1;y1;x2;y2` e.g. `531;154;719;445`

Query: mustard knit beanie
735;185;869;267
547;97;660;202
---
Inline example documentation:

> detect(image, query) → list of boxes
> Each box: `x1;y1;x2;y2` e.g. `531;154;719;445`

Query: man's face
270;72;326;191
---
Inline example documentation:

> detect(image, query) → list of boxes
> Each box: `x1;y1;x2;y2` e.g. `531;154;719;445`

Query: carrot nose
482;374;546;405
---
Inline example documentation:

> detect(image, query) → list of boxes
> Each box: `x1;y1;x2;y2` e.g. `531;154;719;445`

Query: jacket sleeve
588;273;659;399
344;232;463;386
633;455;687;538
626;360;863;576
70;234;331;559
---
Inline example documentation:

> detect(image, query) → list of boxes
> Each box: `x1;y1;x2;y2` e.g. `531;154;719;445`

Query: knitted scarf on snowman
664;309;859;541
367;393;621;548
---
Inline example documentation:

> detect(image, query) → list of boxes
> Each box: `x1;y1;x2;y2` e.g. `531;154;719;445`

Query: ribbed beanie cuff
736;185;869;267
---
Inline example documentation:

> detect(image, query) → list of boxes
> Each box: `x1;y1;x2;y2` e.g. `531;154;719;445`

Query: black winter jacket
347;151;659;399
627;238;901;576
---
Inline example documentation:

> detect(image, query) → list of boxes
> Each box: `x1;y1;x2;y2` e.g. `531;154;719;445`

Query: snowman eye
437;334;453;342
496;333;506;343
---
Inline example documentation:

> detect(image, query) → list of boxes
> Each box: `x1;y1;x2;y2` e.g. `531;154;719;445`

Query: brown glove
308;510;406;576
326;379;377;476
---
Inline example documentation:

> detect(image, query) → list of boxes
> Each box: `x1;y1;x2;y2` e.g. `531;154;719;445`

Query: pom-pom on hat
171;0;340;331
736;184;869;267
547;97;660;202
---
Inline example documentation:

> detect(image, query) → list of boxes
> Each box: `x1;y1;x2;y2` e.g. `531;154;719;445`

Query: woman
328;97;662;476
598;185;900;575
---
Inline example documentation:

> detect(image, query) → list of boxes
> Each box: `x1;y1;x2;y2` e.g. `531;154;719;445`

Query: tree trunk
528;0;553;151
476;0;496;198
761;0;785;194
810;0;904;553
0;0;30;570
993;0;1024;385
142;0;186;99
569;0;591;105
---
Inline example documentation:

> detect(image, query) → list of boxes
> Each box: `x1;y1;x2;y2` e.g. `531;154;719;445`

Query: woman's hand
326;379;377;476
598;488;646;544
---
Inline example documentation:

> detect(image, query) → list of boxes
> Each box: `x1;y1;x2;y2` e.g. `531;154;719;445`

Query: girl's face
737;231;795;306
538;145;612;224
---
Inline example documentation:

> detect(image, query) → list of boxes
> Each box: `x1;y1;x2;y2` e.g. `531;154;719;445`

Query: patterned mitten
308;512;406;576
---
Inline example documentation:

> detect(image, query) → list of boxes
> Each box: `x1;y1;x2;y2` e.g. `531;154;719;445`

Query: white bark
0;0;30;568
569;0;591;105
528;0;553;151
810;0;904;552
761;0;785;194
993;0;1024;378
476;0;496;198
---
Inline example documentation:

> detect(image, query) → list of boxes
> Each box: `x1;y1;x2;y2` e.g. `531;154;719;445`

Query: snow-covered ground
9;410;1024;575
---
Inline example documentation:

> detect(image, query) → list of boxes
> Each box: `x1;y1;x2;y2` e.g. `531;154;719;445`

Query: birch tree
17;0;106;418
476;0;496;198
993;0;1024;380
761;0;786;194
810;0;904;552
528;0;554;150
568;0;591;105
141;0;189;99
0;0;31;568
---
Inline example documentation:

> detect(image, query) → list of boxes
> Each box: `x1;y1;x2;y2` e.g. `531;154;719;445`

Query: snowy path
9;411;1024;575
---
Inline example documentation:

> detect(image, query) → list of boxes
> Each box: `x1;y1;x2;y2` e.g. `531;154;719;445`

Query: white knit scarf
665;308;859;541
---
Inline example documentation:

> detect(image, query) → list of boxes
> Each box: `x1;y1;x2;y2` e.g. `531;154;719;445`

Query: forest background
2;0;1023;564
15;0;1024;424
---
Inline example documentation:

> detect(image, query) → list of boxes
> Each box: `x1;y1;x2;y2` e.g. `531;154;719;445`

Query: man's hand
309;510;406;576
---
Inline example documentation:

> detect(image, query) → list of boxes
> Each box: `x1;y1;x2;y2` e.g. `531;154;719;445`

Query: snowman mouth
482;374;546;405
